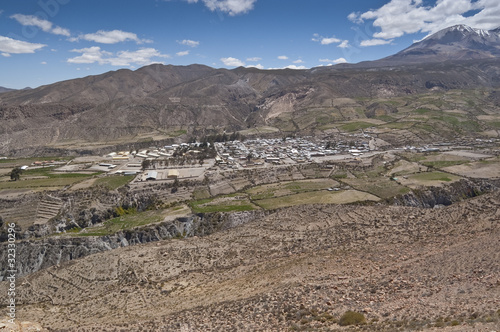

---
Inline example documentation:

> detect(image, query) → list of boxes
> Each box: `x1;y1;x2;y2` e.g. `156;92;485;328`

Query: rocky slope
0;210;266;279
1;192;498;331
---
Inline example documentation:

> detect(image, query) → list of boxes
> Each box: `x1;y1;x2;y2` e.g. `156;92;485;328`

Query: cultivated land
0;135;498;331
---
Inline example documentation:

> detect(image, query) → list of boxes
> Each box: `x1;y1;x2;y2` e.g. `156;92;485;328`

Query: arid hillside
1;59;500;156
1;192;498;331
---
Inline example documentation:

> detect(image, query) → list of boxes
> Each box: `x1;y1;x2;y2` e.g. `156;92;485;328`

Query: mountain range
1;24;500;156
0;87;15;94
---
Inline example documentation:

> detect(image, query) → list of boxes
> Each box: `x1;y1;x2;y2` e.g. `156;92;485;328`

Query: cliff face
0;210;267;280
390;179;497;207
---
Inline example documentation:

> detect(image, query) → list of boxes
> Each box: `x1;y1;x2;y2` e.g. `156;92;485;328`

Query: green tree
141;159;151;171
10;167;22;181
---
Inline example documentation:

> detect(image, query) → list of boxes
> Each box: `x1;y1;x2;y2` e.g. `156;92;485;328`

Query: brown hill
2;192;498;331
1;24;500;155
1;59;500;156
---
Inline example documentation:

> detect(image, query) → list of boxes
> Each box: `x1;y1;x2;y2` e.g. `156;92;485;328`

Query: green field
189;194;258;213
22;167;96;178
0;166;100;190
247;179;339;200
0;177;88;190
0;157;72;165
405;171;461;186
71;205;190;236
93;175;135;190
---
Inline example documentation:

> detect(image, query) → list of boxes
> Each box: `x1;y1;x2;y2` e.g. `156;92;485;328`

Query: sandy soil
1;192;498;331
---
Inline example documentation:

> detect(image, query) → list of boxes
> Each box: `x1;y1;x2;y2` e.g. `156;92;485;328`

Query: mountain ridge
1;25;500;155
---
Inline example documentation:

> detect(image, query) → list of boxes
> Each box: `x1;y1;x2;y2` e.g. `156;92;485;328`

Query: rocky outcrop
0;210;266;280
390;178;496;207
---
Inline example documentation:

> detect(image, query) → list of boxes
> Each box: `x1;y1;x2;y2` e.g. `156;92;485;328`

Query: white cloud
67;47;170;66
186;0;257;16
338;40;350;48
10;14;70;36
0;35;46;56
176;50;190;56
108;48;169;66
284;65;307;70
360;39;393;47
277;55;288;60
312;33;349;48
347;11;363;24
246;57;262;61
178;39;200;47
51;26;71;37
79;30;150;44
319;58;347;64
67;46;110;64
247;63;264;69
2;53;11;57
41;61;47;64
320;37;341;45
220;57;245;66
293;59;304;64
348;0;500;42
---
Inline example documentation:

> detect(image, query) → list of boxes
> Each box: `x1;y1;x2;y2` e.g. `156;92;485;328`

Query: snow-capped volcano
377;24;500;65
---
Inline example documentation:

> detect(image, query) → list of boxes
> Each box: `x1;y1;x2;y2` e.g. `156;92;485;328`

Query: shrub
339;310;366;326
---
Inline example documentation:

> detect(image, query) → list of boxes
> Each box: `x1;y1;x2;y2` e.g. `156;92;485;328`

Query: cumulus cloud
185;0;257;16
176;50;190;56
0;35;46;56
178;39;200;47
79;30;151;44
312;33;349;48
220;57;245;66
338;40;350;48
348;0;500;43
319;58;347;64
67;47;170;66
284;65;307;70
10;14;70;36
247;63;264;69
320;37;341;45
293;59;304;64
67;46;111;64
108;48;169;66
360;39;393;47
277;55;288;60
246;57;262;61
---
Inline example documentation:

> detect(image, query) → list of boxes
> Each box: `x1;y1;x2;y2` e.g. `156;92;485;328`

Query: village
81;134;374;182
63;133;498;186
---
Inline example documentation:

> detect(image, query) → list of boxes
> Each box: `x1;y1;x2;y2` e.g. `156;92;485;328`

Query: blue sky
1;0;499;89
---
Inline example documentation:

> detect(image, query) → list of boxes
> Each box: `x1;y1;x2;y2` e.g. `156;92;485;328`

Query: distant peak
423;24;496;42
448;24;473;31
